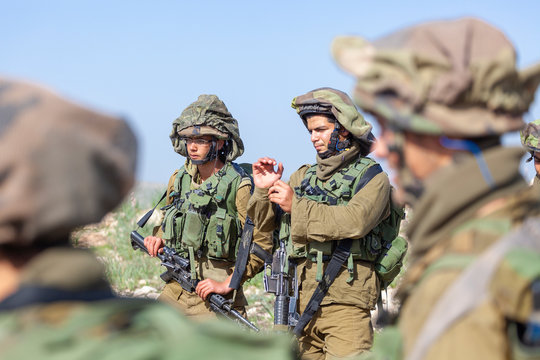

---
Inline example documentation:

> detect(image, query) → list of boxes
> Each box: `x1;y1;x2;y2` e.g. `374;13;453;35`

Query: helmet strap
320;123;351;159
187;139;219;165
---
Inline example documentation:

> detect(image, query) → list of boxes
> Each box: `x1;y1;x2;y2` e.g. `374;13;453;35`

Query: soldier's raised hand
252;157;284;188
268;180;293;213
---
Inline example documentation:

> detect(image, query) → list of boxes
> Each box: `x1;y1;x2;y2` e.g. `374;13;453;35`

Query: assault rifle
264;238;299;330
130;231;259;332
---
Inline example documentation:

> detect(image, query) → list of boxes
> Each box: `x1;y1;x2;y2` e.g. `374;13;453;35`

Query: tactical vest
280;157;403;282
161;163;250;271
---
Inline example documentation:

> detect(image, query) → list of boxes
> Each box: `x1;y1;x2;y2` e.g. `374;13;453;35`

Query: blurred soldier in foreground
333;17;540;360
248;87;404;359
144;95;272;320
0;78;291;359
521;119;540;188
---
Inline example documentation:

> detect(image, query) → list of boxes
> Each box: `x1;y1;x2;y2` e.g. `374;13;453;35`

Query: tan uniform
369;146;540;360
248;150;391;359
156;162;272;319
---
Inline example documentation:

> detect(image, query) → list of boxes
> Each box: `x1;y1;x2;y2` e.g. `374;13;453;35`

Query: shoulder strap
293;161;384;336
408;217;540;360
354;164;382;193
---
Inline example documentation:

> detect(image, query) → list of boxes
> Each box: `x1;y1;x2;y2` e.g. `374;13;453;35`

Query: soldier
0;78;292;359
248;87;401;359
521;119;540;187
144;95;272;320
333;17;540;359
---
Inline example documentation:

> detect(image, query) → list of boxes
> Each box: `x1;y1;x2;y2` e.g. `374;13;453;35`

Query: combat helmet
332;17;540;139
0;77;137;246
170;95;244;163
291;87;374;157
521;119;540;162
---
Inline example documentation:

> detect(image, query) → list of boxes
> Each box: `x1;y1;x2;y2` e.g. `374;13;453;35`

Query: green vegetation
72;190;166;294
71;188;276;330
71;189;409;332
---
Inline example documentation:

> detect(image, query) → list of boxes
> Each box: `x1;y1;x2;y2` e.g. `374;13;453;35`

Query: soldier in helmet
0;78;292;359
247;87;402;358
144;95;272;320
521;119;540;187
333;17;540;359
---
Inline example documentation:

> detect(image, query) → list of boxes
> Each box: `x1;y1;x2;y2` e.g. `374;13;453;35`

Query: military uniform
332;17;540;360
0;247;292;360
521;119;540;190
0;78;293;360
155;95;272;319
248;88;396;359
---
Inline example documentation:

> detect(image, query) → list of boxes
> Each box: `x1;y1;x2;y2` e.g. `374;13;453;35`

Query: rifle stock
130;231;259;332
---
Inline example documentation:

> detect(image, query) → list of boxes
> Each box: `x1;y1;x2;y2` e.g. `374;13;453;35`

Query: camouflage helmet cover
332;17;540;137
520;119;540;153
170;94;244;161
0;77;137;246
291;87;373;143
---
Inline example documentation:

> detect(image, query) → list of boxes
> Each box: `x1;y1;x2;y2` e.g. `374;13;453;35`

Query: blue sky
2;0;539;184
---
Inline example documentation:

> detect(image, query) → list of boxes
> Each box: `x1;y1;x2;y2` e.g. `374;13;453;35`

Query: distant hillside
132;181;166;207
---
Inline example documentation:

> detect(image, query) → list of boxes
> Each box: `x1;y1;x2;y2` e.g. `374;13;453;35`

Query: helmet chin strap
189;139;219;165
319;123;351;159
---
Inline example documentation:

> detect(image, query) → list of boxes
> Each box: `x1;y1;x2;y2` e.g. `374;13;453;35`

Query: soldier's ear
339;128;350;138
216;139;225;150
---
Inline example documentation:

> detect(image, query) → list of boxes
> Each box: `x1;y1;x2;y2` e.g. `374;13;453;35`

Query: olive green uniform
0;247;292;360
248;143;391;359
156;161;272;319
366;147;540;360
332;17;540;360
0;79;292;360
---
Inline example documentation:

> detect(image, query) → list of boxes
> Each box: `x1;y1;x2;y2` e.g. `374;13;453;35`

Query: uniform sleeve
152;170;179;238
236;181;274;283
290;171;391;243
246;186;278;233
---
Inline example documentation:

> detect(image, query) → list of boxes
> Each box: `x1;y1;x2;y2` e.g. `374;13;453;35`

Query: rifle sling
229;216;255;290
293;239;353;336
292;162;383;336
136;189;168;228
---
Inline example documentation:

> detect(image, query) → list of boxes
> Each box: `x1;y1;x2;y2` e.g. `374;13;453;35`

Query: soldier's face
185;135;223;162
306;115;348;154
374;119;453;205
375;125;451;179
534;152;540;175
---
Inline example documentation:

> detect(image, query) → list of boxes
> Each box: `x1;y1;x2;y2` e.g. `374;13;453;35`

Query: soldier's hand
253;157;284;189
144;236;165;257
268;180;293;213
195;278;233;301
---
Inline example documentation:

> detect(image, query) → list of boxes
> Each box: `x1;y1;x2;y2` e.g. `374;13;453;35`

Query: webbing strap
229;216;255;290
293;239;353;336
355;164;382;193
